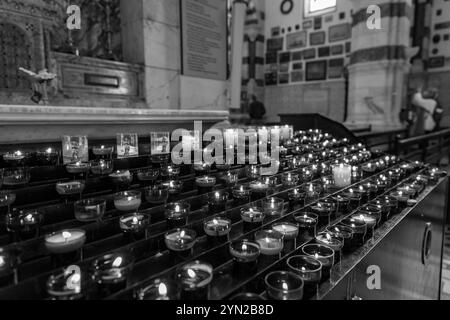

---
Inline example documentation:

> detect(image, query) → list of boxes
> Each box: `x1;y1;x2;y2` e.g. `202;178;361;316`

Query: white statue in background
18;67;57;105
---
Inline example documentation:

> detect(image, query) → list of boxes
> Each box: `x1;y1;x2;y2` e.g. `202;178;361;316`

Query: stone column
346;0;413;130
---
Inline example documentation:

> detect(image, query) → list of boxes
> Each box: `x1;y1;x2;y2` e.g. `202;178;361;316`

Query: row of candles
35;162;432;301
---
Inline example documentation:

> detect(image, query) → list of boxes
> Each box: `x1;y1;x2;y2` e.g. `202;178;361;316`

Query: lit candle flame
282;282;289;290
0;256;5;267
62;231;72;241
187;269;196;278
242;244;247;251
158;283;168;296
175;205;180;213
112;256;123;267
180;230;186;238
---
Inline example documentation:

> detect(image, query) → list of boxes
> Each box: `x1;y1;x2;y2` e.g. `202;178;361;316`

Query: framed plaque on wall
310;31;326;46
306;60;327;81
329;23;352;43
286;31;307;50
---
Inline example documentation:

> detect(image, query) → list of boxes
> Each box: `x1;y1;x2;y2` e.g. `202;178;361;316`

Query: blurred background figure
411;86;438;134
248;95;266;124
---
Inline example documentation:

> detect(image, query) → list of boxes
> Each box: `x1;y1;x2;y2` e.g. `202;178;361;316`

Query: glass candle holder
220;171;239;186
74;199;106;222
265;271;304;301
165;202;190;229
0;190;16;215
315;232;344;263
362;162;377;177
341;189;363;210
165;228;197;257
45;229;86;268
332;195;351;215
56;181;85;199
114;191;142;212
229;240;261;278
91;252;135;298
326;225;354;254
119;213;151;241
272;222;299;251
145;184;169;205
262;175;278;188
397;185;416;199
92;145;114;158
161;180;184;198
232;185;251;205
378;195;399;216
293;212;318;239
3;167;31;187
6;209;42;241
281;173;299;188
160;165;181;179
351;213;377;239
90;160;114;175
66;162;90;175
176;261;213;300
109;170;133;191
3;151;26;162
340;218;367;248
254;230;284;262
208;191;229;213
193;163;211;176
136;168;160;185
287;255;322;300
203;216;231;243
47;266;93;300
262;197;286;217
310;202;334;227
303;183;322;201
195;175;216;195
359;205;382;227
0;247;21;287
249;179;270;202
288;188;306;210
302;244;335;282
389;191;409;210
332;164;352;188
135;279;180;300
240;206;265;233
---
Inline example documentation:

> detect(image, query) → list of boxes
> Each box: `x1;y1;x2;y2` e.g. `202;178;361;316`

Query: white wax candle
45;229;86;254
333;164;352;188
256;237;283;256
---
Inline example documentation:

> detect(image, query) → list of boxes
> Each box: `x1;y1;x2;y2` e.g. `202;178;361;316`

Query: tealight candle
74;199;106;222
265;271;304;301
45;229;86;267
302;244;335;282
300;168;313;182
90;160;113;175
341;189;363;210
119;213;151;241
161;180;183;197
262;197;286;217
310;202;334;226
0;248;20;287
293;212;318;239
287;255;322;300
92;145;114;157
109;170;133;190
136;168;160;185
160;165;181;179
164;228;197;256
136;279;179;300
165;202;190;229
272;222;299;251
340;218;367;247
281;173;299;188
332;164;352;188
303;183;322;201
195;176;216;195
3;150;25;162
56;181;85;198
254;230;284;261
359;205;382;227
232;185;251;205
378;195;399;216
176;261;213;300
351;212;377;240
240;206;265;233
92;252;135;298
208;191;229;213
397;185;416;199
315;232;344;263
145;184;169;205
2;167;31;187
6;209;42;241
245;165;260;179
203;217;231;243
0;191;16;215
45;229;86;255
389;191;409;210
47;265;92;300
326;225;354;253
66;162;90;175
332;195;351;215
113;191;142;212
193;163;211;176
249;180;270;202
288;189;306;210
229;240;261;278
